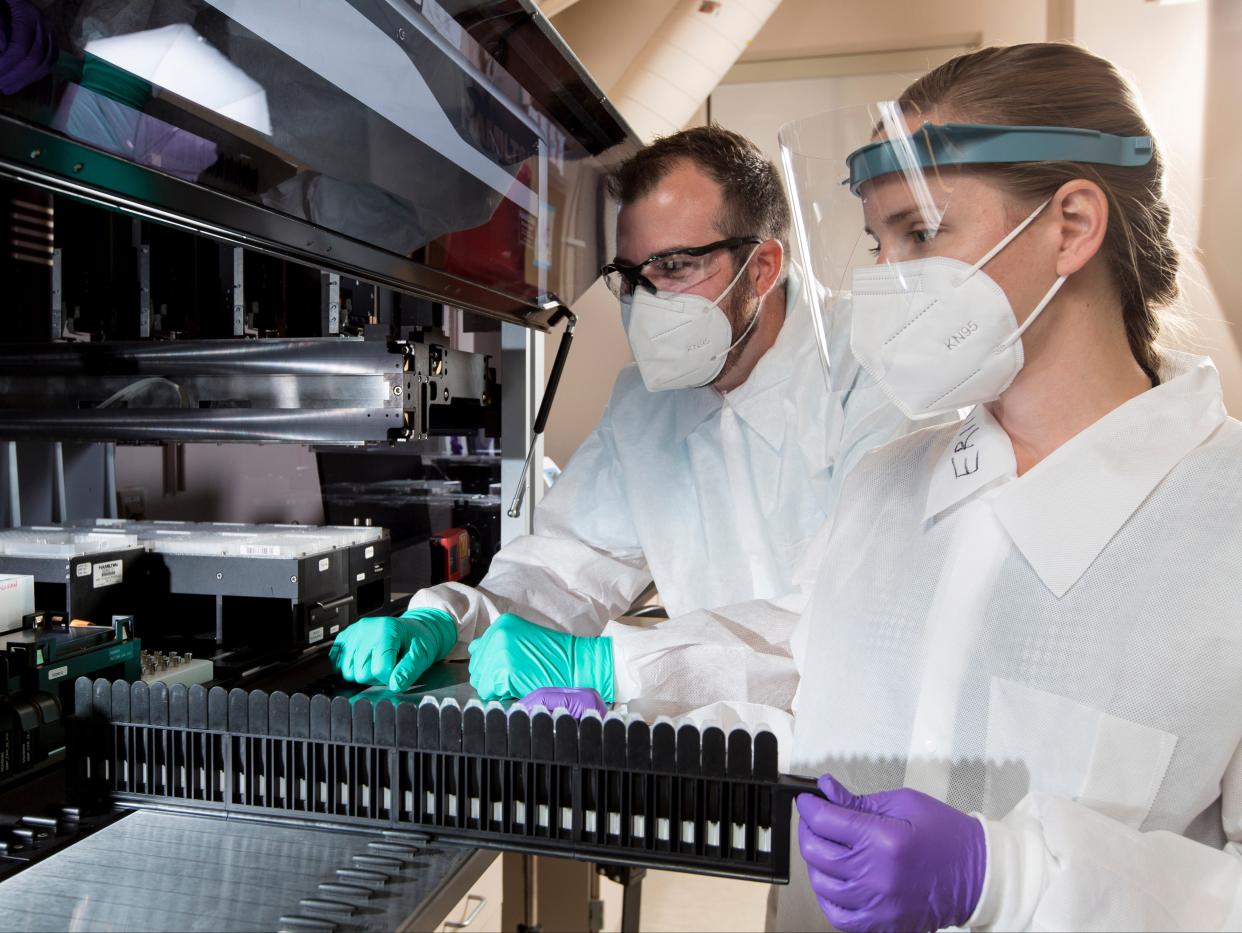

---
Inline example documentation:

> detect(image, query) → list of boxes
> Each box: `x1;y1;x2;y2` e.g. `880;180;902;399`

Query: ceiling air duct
610;0;781;142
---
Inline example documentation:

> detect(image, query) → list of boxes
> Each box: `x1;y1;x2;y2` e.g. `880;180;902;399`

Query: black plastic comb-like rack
69;678;801;883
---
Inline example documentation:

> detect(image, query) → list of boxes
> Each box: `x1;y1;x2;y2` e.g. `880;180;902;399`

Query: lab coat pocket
984;677;1177;828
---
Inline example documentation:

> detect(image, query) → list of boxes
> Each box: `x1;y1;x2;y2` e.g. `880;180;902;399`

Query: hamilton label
93;559;123;588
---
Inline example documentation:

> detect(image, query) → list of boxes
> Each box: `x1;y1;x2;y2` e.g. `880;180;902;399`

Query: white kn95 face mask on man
621;247;762;392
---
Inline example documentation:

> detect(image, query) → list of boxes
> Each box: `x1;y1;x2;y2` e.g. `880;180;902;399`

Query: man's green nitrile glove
329;608;457;691
467;613;614;702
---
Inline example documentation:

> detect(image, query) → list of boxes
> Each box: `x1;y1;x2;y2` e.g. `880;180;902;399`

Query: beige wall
710;68;932;167
1199;0;1242;391
739;0;1046;59
1070;0;1242;413
541;278;629;468
549;1;678;92
540;1;681;468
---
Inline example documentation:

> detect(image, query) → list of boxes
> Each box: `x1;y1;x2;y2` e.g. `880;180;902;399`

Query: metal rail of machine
0;338;493;445
71;678;805;884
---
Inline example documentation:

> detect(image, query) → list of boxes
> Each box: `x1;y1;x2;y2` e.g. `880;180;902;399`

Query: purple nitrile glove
796;773;986;933
517;687;607;719
0;0;59;95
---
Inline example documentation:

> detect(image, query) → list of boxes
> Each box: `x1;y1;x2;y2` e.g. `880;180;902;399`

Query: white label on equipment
93;559;123;588
356;572;366;582
240;544;282;556
318;557;330;572
76;562;92;577
657;818;670;841
308;627;324;644
681;820;695;844
365;546;374;559
329;624;340;635
48;665;68;680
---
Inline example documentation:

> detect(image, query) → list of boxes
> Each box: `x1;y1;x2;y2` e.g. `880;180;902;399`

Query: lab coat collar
672;384;724;442
923;405;1018;522
924;352;1227;597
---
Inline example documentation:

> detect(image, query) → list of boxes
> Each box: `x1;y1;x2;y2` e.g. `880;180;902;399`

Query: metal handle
507;305;576;520
444;895;488;929
313;594;355;614
506;437;539;519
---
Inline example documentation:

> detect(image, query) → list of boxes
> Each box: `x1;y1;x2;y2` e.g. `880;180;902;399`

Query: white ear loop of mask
709;246;765;363
952;197;1068;352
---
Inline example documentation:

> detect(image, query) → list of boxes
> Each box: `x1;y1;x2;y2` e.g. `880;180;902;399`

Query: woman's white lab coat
611;352;1242;931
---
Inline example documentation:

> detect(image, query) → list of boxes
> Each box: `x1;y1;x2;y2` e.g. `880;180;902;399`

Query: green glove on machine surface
467;613;615;702
329;607;457;692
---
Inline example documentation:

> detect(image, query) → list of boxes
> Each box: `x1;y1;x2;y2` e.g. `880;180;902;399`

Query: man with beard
330;126;917;700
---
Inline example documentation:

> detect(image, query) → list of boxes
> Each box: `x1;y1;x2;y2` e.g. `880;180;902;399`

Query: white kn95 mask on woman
849;198;1067;419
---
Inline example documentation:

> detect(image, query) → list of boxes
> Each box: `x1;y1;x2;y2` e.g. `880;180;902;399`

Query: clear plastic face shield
777;104;1153;419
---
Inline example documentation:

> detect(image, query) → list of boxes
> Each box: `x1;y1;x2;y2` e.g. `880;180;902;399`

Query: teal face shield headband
845;122;1154;194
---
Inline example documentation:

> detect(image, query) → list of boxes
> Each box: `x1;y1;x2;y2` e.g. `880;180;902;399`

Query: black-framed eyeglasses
600;236;762;298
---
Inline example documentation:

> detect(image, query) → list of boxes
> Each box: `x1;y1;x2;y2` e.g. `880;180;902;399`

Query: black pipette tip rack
68;678;796;883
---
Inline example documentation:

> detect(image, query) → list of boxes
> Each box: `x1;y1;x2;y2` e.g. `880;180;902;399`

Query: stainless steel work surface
0;808;492;932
